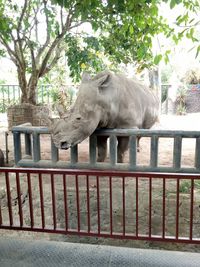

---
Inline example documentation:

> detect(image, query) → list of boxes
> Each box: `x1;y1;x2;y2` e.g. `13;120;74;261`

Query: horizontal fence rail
0;168;200;244
12;124;200;173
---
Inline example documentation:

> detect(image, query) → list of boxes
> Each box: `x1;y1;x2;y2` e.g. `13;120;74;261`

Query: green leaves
0;0;200;89
65;34;107;82
195;45;200;58
170;0;182;9
154;54;162;65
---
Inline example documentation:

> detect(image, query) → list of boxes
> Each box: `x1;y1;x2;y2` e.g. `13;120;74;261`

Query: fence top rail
12;124;200;137
1;167;200;179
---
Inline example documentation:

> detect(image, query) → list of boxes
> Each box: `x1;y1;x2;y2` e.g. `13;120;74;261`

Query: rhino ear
82;72;91;83
96;73;111;89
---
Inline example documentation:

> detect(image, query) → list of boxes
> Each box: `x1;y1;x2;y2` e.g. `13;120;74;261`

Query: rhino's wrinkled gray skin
50;71;159;163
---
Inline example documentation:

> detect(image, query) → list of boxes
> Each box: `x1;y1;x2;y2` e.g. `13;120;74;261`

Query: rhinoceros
50;70;159;163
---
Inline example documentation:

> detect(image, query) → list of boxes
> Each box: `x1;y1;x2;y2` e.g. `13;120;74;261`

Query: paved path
0;238;200;267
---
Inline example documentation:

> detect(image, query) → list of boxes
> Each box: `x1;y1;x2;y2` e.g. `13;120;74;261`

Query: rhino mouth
60;141;71;150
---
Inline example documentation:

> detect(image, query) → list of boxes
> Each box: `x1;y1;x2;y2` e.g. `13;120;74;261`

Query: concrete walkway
0;238;200;267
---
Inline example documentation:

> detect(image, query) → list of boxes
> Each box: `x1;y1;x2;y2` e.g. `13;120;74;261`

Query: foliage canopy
0;0;199;104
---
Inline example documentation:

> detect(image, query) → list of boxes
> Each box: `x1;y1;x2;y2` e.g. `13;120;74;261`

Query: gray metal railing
12;123;200;173
0;85;21;112
0;84;54;112
0;84;77;112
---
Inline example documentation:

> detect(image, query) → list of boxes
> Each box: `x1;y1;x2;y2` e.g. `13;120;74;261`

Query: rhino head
50;72;111;150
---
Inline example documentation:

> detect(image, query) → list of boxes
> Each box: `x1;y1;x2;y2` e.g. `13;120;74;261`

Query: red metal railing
0;167;200;244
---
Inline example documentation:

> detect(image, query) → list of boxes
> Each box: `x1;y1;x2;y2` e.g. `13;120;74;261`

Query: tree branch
60;6;64;30
0;36;18;66
39;44;62;77
35;0;51;65
69;21;86;30
17;0;28;33
38;11;73;77
15;0;31;71
175;19;200;28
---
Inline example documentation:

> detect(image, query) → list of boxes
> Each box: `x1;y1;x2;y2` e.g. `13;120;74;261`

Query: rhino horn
55;104;66;118
47;116;55;130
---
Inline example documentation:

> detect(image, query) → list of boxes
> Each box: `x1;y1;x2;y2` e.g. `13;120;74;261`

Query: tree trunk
17;66;38;105
27;74;39;105
149;67;161;114
23;87;37;105
20;84;37;105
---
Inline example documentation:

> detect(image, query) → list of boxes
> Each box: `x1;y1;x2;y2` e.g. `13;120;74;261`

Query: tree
167;0;200;58
0;0;74;104
0;0;199;105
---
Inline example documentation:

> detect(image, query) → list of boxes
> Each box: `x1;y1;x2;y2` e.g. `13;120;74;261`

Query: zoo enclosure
0;167;200;244
12;124;200;173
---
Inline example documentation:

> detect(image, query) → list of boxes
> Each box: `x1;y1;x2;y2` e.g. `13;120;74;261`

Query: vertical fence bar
109;176;113;235
122;176;126;236
5;131;9;164
25;133;32;156
176;178;180;240
51;174;56;230
162;178;166;239
110;135;117;166
173;136;182;170
0;195;2;225
96;175;100;234
86;175;90;233
41;85;44;103
13;85;15;102
7;85;10;104
71;145;78;165
18;85;20;100
47;85;50;104
16;172;23;227
149;177;152;237
5;172;13;226
39;173;45;229
150;136;159;168
89;134;97;165
190;178;194;241
136;176;139;237
51;139;59;163
195;137;200;169
13;132;22;165
75;175;80;232
2;87;5;111
63;174;68;231
33;133;41;162
27;173;34;228
129;135;137;167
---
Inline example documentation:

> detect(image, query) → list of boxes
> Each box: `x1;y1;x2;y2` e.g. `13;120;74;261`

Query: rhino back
98;72;159;129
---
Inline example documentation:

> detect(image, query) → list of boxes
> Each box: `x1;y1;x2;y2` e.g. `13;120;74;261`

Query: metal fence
12;124;200;173
0;84;77;112
0;167;200;244
0;84;170;113
0;84;53;112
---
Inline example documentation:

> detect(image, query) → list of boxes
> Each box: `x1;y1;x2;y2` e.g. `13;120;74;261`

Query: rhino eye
76;117;81;120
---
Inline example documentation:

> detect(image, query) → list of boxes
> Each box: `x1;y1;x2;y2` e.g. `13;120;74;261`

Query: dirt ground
1;113;200;252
